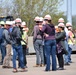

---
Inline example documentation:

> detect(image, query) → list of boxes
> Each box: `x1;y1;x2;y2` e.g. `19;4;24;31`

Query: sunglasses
44;19;48;21
15;22;21;24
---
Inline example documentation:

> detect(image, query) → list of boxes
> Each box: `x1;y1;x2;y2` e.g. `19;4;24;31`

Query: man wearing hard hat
11;18;26;72
33;16;44;67
2;21;12;68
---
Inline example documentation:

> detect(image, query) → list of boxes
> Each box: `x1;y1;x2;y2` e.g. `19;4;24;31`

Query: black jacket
55;31;66;54
11;27;22;45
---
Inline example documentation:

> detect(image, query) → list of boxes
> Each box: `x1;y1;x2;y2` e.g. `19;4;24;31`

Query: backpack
0;28;4;43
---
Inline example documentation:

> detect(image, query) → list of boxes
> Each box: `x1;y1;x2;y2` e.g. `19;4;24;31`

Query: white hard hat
66;22;72;27
34;16;40;21
21;21;26;27
22;21;26;25
15;18;22;23
58;23;65;28
0;21;5;25
39;17;43;22
5;21;12;25
58;18;64;23
11;21;15;25
44;14;51;20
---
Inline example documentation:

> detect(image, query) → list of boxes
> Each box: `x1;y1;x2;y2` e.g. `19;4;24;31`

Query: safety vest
68;30;74;44
21;31;28;45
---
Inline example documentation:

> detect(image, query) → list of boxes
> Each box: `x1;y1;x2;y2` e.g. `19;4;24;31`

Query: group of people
0;15;75;73
33;15;75;71
0;18;29;72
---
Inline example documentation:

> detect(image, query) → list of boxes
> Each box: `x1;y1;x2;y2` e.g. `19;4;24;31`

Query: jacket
55;31;66;54
41;24;55;40
11;27;22;45
2;28;12;46
33;25;43;42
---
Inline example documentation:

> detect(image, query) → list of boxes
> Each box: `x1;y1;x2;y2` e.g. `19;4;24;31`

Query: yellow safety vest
21;31;28;45
68;31;74;44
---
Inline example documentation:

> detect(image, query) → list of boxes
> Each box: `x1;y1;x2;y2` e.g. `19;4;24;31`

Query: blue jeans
64;40;69;63
68;44;72;62
43;45;46;65
12;44;25;69
45;40;57;71
0;45;6;63
34;39;44;65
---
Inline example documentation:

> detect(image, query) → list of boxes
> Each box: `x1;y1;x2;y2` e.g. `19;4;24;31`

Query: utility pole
67;0;72;25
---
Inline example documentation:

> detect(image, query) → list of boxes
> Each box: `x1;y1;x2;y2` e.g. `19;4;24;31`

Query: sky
59;0;76;15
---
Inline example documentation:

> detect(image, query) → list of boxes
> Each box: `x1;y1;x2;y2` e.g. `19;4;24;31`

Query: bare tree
0;0;64;35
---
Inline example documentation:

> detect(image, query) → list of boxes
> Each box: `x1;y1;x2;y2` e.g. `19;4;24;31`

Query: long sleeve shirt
2;28;12;46
41;24;55;40
11;27;22;45
33;24;43;42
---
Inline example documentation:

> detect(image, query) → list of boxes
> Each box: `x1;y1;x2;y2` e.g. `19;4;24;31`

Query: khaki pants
3;44;11;66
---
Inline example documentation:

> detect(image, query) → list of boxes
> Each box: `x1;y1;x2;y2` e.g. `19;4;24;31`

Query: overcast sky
59;0;76;15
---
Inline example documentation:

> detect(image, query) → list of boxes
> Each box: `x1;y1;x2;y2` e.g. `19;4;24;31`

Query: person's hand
44;33;49;37
72;42;75;45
